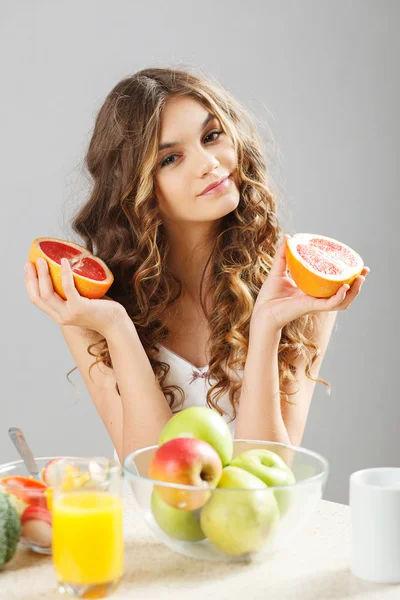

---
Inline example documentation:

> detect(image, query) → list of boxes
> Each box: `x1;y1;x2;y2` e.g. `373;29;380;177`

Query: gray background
1;0;398;505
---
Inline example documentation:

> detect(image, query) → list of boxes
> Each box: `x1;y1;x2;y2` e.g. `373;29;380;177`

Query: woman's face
154;96;240;224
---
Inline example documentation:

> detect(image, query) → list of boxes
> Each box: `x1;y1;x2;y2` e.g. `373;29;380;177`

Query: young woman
24;67;369;462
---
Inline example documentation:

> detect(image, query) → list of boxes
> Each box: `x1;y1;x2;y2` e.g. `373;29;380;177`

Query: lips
199;175;231;196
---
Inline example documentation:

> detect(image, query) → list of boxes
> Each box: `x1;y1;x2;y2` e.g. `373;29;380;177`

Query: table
2;492;400;599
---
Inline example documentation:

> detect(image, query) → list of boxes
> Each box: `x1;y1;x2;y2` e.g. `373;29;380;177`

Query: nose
192;146;220;177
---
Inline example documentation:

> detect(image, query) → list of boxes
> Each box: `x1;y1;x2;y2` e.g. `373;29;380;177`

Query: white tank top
156;343;238;435
113;343;240;463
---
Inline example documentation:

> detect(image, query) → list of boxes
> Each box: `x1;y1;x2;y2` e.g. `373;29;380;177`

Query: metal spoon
8;427;41;481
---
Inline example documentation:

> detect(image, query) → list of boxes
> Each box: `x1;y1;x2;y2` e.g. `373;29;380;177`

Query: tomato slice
0;475;48;507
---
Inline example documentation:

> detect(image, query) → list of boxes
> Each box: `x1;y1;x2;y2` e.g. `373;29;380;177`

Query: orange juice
52;491;123;585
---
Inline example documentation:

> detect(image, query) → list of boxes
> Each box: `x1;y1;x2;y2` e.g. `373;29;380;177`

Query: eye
159;130;224;168
160;154;178;168
203;129;223;143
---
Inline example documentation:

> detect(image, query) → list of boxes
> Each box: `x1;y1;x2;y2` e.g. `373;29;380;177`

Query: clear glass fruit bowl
123;440;329;563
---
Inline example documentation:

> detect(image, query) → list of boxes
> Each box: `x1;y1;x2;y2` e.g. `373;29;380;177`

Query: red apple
21;505;52;548
149;437;223;511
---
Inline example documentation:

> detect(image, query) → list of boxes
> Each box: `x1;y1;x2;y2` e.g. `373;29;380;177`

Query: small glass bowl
123;440;329;563
0;456;75;555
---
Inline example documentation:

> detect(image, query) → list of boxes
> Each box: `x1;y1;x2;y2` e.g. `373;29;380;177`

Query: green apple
151;490;205;542
231;449;296;518
200;466;280;557
159;407;233;466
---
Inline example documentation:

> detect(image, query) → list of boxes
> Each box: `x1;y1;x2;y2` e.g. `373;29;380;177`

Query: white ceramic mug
350;467;400;583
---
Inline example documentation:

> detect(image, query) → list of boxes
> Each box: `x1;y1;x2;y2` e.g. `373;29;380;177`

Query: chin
224;182;241;205
216;197;240;220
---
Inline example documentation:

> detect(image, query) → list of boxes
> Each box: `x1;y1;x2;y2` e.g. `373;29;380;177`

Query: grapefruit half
28;237;114;300
285;233;364;298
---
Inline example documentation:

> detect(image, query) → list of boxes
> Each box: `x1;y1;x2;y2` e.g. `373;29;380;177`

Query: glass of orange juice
51;457;123;598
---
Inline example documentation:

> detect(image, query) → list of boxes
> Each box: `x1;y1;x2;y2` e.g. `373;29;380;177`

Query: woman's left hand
250;234;370;332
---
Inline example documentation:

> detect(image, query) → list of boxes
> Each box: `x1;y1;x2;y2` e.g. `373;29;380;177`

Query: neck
164;223;219;302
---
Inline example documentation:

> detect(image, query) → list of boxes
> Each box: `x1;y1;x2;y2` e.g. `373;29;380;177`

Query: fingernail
24;263;30;274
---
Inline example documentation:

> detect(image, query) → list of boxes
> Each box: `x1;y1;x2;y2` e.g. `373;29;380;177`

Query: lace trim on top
157;344;209;385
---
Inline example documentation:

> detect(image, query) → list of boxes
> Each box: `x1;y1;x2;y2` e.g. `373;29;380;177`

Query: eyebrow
158;112;216;153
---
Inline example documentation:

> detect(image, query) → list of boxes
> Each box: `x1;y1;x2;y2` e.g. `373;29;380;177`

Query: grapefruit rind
28;237;114;300
285;233;364;298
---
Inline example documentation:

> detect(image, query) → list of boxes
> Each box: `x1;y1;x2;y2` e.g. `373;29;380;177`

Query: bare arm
25;258;172;462
105;315;173;460
60;325;124;459
279;310;337;447
235;311;337;447
234;324;291;444
60;317;173;463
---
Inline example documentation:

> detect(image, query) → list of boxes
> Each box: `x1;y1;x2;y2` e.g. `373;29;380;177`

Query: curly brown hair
65;65;330;423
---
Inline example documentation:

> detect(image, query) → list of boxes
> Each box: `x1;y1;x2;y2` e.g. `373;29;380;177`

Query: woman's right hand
24;257;129;338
